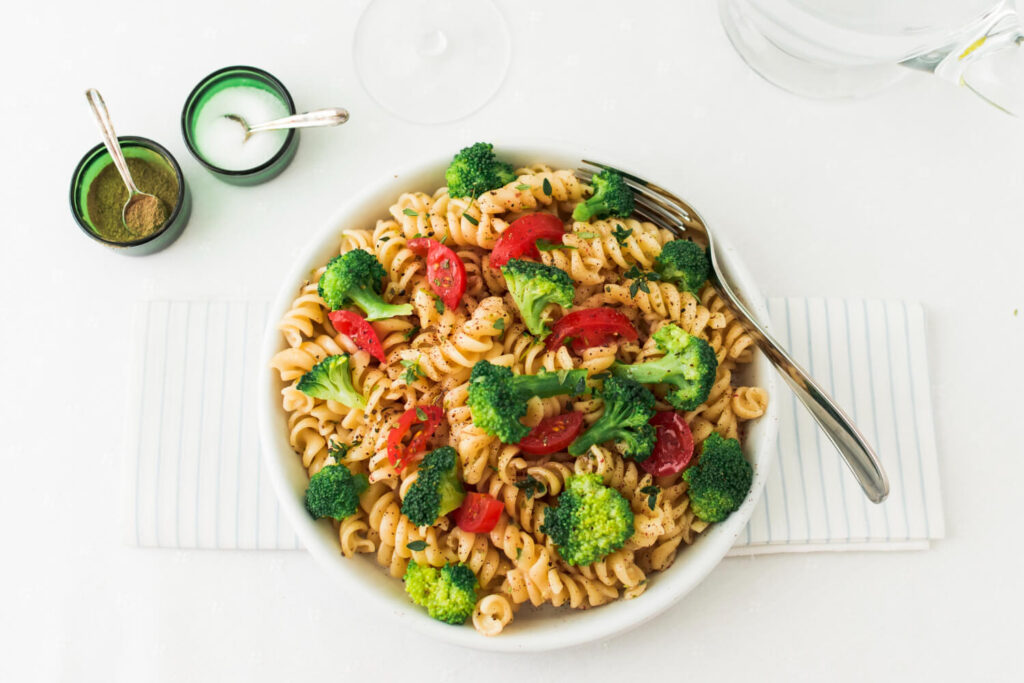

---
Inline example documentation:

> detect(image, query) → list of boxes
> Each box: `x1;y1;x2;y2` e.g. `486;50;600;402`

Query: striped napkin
122;298;944;553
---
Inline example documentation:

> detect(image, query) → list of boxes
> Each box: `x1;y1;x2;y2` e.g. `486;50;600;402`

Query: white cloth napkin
122;298;944;553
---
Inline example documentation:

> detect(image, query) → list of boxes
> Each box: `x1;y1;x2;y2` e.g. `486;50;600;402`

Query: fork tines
577;161;708;243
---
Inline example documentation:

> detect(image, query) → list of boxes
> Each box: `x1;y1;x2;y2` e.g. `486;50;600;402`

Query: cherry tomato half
518;412;585;456
328;310;386;363
409;238;467;310
545;308;639;353
643;411;696;477
453;492;505;533
489;213;566;268
386;405;444;471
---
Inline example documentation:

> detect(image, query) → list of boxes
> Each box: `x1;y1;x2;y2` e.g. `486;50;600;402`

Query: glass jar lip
68;135;187;248
180;64;298;177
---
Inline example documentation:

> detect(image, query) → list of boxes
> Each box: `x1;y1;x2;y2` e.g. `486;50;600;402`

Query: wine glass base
353;0;512;125
718;0;908;100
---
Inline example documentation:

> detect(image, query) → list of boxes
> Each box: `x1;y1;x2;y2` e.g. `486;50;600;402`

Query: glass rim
180;64;298;177
68;135;187;248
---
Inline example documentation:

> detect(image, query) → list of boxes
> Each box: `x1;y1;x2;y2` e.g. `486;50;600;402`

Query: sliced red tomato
518;412;585;456
328;310;386;363
386;405;444;471
489;213;566;268
453;492;505;533
409;238;467;310
643;411;696;476
545;308;639;353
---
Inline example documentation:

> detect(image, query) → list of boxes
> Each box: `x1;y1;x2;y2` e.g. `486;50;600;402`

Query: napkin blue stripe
857;300;891;541
173;305;191;547
214;308;229;548
804;299;832;541
133;304;151;547
124;298;944;551
783;299;813;539
902;301;931;539
153;304;171;546
821;300;851;541
193;302;210;548
840;300;872;538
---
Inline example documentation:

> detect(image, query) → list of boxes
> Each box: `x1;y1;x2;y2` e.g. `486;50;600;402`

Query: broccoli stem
567;424;611;456
612;357;675;384
513;369;587;400
347;288;413;321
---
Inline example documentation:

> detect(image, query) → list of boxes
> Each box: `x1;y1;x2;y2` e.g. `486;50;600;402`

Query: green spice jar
87;157;178;242
69;137;191;255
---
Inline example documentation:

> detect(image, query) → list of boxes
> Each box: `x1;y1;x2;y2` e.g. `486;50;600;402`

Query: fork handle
711;255;890;503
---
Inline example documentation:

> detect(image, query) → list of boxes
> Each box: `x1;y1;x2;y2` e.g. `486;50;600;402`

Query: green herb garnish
576;231;599;239
493;318;505;331
462;212;479;226
401;357;425;384
612;224;633;246
402;208;419;217
514;475;547;500
406;540;428;551
542;178;553;196
624;264;661;297
516;183;531;191
434;296;445;314
640;485;660;511
328;440;352;460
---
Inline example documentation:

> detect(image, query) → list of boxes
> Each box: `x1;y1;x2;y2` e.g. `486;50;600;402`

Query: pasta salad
270;143;768;636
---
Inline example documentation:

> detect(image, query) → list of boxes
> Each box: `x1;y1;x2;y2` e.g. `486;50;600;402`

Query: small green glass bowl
69;136;192;255
181;65;299;186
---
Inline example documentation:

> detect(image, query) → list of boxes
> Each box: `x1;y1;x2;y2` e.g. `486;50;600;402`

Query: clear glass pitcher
720;0;1024;115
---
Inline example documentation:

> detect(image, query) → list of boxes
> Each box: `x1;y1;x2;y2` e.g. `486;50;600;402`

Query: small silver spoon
84;89;169;236
223;107;349;141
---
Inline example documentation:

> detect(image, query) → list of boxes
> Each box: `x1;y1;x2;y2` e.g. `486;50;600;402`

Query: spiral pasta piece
472;593;515;636
477;167;585;215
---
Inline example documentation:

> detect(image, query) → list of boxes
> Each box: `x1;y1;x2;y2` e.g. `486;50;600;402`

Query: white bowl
258;144;779;652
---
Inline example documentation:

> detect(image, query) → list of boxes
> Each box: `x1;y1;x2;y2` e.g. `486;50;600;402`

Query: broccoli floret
403;561;478;625
304;462;368;520
540;474;634;565
445;142;517;198
317;249;413;320
401;446;465;526
297;354;367;410
571;170;635;222
683;433;752;523
654;240;710;294
610;323;718;411
500;259;574;338
568;376;656;461
468;361;588;444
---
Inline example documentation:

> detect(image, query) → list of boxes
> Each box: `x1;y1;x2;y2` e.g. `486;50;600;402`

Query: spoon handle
84;89;141;195
245;108;350;135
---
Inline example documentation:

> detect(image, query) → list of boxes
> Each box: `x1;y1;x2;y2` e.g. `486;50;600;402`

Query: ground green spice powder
86;157;178;242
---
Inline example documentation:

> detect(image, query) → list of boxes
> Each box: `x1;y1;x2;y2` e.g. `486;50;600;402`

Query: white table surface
2;1;1022;680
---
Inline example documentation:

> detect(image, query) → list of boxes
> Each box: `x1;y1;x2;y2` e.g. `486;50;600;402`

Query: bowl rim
257;142;779;652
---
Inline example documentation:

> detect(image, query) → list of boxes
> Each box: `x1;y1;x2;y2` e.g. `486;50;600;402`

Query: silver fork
579;161;889;503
